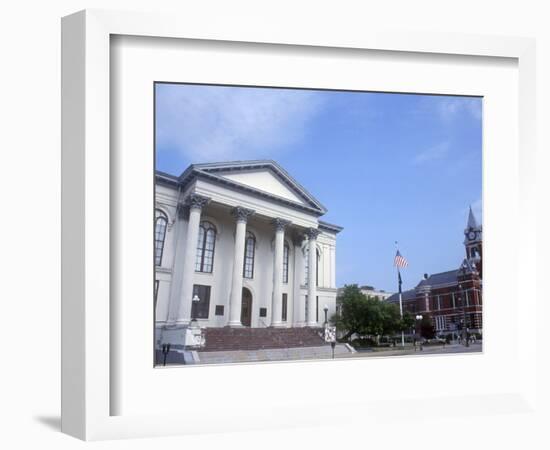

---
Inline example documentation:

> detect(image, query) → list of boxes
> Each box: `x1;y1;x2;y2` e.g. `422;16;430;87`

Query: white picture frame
61;9;537;441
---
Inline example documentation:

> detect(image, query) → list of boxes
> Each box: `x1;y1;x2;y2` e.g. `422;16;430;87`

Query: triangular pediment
179;160;327;214
218;169;306;204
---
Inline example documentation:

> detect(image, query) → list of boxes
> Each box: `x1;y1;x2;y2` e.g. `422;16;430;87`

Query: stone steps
202;327;327;352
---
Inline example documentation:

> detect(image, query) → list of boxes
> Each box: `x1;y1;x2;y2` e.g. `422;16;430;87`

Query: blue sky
156;83;482;293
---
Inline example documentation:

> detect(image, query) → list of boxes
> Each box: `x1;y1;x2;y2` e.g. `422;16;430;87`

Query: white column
169;193;210;325
330;245;336;288
322;244;330;288
228;207;255;327
271;218;291;327
292;235;305;326
165;206;186;322
306;228;320;327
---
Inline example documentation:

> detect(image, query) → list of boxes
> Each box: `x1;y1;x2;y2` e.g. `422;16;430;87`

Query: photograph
153;83;483;366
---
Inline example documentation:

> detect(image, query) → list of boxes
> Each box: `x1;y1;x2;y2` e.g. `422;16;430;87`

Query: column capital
231;206;255;223
272;218;291;232
305;227;321;240
292;234;305;247
291;230;306;246
183;193;211;211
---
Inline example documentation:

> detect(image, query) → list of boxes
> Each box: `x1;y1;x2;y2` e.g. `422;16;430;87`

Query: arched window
304;247;320;286
154;210;168;266
283;242;290;283
195;221;216;273
243;231;256;279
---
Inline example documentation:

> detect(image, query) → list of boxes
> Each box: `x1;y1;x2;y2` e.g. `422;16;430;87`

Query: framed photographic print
152;82;483;367
61;9;537;441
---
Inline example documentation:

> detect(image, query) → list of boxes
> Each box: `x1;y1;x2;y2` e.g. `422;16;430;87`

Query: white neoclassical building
154;160;342;342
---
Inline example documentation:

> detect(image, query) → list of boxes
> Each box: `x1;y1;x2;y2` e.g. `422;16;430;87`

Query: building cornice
155;161;331;217
156;170;180;187
317;287;338;293
318;220;344;234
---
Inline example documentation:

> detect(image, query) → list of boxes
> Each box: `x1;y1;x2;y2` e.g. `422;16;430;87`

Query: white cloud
156;85;323;162
413;141;450;164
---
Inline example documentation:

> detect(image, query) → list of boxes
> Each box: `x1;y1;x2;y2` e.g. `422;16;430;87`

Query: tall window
283;243;290;283
195;221;216;273
192;284;211;319
155;210;168;266
243;231;256;278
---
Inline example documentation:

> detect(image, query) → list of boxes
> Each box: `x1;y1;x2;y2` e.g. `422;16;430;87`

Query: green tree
331;284;369;340
401;311;415;333
378;302;401;336
362;295;385;336
420;316;436;339
332;285;411;342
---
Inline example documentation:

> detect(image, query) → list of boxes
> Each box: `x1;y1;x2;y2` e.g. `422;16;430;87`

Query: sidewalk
337;342;482;358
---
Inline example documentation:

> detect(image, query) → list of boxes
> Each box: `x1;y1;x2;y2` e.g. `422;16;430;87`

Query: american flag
394;250;408;268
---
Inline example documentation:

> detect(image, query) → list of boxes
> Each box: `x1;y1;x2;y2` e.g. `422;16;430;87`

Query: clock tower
464;206;482;277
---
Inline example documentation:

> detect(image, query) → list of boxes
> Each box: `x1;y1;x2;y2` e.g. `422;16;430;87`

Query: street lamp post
415;314;423;351
185;294;206;357
191;294;200;327
323;317;337;359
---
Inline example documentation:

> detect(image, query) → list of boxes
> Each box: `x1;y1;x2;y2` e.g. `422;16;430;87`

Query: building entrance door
241;288;252;327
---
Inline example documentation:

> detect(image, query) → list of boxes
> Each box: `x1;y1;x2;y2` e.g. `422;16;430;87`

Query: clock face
468;231;477;241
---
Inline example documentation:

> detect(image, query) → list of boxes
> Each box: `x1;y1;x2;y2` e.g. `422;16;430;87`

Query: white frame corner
61;9;537;441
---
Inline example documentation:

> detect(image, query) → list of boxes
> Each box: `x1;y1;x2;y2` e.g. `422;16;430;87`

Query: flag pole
398;268;405;348
395;241;405;348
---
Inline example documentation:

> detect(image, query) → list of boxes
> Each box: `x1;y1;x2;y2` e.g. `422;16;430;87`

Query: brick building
387;207;483;337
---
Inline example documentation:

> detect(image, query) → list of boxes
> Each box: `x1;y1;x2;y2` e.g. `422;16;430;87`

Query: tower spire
467;205;479;230
463;204;482;278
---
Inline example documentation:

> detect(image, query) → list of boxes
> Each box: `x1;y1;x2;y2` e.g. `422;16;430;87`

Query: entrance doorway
241;287;252;327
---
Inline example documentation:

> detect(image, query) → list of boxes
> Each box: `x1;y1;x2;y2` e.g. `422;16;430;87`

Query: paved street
156;342;482;366
341;342;482;359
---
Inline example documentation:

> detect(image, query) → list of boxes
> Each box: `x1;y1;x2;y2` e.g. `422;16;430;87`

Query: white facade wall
154;174;339;329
